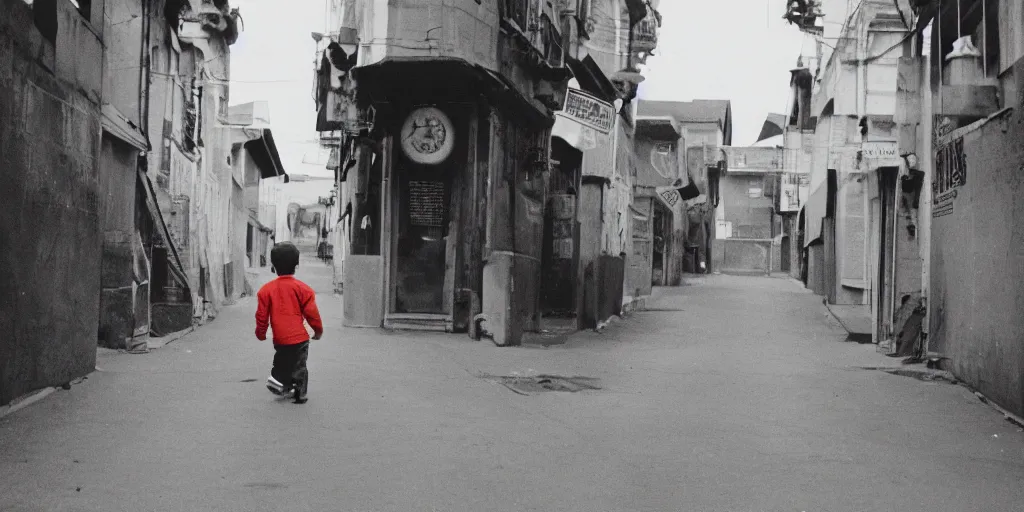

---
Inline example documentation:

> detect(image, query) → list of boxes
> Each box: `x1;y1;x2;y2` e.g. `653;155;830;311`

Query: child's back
255;275;322;345
256;242;322;403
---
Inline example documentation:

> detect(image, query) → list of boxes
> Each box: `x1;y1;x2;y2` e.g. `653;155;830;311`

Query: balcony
783;0;823;34
633;16;658;52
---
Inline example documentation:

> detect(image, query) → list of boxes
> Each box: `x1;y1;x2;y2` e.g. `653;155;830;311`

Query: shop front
340;58;556;344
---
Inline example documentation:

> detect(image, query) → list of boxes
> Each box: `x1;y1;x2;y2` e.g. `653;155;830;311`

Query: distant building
226;101;287;296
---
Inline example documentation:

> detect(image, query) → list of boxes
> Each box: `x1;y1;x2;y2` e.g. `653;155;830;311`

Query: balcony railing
634;17;658;50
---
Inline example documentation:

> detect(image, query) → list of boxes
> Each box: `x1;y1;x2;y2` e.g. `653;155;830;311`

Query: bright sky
229;0;806;152
638;0;805;144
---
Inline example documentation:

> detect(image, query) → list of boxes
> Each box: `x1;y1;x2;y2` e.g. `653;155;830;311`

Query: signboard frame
561;88;615;135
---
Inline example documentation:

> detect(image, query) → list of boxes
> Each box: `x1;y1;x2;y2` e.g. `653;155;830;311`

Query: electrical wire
893;0;911;30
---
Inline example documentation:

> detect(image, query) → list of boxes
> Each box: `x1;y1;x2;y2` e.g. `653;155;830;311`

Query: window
935;0;1001;80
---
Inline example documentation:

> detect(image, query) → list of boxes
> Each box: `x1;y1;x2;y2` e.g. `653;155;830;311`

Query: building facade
785;0;1024;418
317;0;662;344
0;0;243;406
639;100;732;274
0;0;107;405
226;101;286;294
913;0;1024;417
715;146;785;275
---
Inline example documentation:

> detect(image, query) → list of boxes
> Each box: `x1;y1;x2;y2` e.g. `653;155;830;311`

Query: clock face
400;107;455;165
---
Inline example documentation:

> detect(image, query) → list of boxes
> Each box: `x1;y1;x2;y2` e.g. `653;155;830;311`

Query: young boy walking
255;242;323;404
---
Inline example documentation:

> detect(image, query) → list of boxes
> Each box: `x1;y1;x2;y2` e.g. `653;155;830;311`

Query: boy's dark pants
271;341;309;398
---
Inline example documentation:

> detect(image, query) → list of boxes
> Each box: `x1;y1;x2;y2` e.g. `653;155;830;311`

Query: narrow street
1;275;1021;512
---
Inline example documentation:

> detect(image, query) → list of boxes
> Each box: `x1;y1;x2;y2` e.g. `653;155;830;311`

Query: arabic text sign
562;89;614;134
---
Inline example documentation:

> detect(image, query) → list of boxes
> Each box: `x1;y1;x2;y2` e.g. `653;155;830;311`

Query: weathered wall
929;104;1024;417
719;239;778;275
0;0;104;404
98;135;140;348
625;197;652;298
720;174;776;239
103;0;143;125
384;0;499;71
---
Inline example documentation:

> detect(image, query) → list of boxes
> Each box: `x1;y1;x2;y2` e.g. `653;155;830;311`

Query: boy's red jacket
255;275;323;345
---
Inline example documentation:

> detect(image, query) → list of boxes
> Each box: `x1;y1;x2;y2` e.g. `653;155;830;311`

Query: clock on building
400;107;455;165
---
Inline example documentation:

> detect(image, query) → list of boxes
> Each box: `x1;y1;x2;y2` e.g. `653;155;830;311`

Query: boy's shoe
266;376;285;395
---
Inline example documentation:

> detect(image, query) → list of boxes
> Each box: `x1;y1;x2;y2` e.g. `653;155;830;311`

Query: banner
562;88;614;134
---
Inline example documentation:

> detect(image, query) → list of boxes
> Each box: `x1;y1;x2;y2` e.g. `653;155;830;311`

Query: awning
756;113;787;143
565;56;619;104
803;181;828;247
352;57;554;128
101;104;149;151
636;117;680;141
242;128;287;179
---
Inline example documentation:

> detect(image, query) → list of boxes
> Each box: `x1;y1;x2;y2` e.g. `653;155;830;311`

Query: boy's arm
300;286;324;339
255;289;271;341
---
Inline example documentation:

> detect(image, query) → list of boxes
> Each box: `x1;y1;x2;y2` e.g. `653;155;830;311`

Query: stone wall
0;0;105;404
929;65;1024;416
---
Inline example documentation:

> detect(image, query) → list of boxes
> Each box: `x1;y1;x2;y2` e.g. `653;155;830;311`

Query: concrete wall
626;197;653;299
718;239;780;275
929;104;1024;418
383;0;499;71
97;135;141;348
0;0;105;404
103;0;143;125
720;174;776;239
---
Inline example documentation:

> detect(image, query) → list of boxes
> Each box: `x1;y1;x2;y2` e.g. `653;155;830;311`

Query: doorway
875;167;899;342
392;162;452;315
652;203;670;286
542;138;581;318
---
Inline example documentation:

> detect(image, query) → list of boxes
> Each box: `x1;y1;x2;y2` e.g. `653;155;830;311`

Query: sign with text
562;88;615;134
933;136;967;218
861;141;901;167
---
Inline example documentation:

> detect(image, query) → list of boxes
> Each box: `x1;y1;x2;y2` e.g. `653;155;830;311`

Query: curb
0;387;56;421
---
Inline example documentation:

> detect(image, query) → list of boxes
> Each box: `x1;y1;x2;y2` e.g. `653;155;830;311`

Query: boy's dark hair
271;242;300;275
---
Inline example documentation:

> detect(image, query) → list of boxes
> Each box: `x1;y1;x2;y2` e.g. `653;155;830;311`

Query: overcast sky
229;0;806;151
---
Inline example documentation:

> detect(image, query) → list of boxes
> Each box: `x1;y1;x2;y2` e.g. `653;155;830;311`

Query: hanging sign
562;88;614;134
401;107;455;165
659;188;680;207
933;136;967;218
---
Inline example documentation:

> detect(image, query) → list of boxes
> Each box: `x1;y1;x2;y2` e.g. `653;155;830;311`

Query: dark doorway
541;138;582;317
876;167;899;341
652;203;670;285
393;155;453;315
246;224;254;265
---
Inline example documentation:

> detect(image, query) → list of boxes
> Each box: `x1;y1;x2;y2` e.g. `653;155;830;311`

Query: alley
1;275;1023;512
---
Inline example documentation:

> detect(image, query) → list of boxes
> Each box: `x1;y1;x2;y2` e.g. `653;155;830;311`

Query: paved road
2;275;1022;511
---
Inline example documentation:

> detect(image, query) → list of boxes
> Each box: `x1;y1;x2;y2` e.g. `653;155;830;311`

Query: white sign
862;141;899;161
562;88;615;134
659;188;680;207
716;220;733;239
